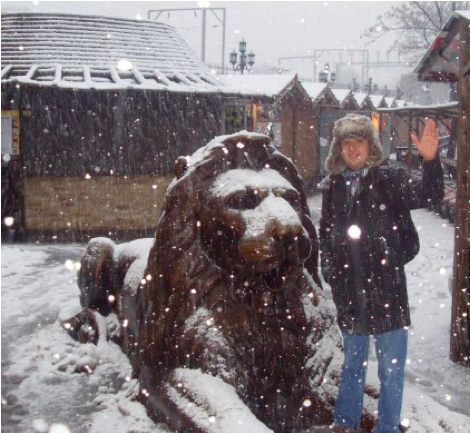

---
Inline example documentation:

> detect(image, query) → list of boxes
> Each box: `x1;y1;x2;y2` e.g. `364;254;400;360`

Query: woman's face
341;137;371;170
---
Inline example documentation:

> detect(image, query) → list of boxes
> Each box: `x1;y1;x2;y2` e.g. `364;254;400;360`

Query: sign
1;110;20;158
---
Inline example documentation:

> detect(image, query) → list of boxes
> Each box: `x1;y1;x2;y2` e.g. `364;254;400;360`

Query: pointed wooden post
449;16;470;366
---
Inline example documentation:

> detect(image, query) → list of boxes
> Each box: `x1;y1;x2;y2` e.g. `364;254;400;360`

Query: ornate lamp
230;39;255;74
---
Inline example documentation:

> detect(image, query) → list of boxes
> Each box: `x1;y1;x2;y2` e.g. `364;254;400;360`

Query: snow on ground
1;194;469;433
308;194;470;432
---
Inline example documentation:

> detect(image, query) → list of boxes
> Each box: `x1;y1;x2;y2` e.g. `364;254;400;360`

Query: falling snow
1;199;470;432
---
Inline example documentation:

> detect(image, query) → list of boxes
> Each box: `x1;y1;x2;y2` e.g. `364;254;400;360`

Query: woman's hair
325;113;385;175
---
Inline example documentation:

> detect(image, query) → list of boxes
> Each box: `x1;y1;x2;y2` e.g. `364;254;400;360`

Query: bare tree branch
412;1;440;30
362;2;470;62
434;1;444;29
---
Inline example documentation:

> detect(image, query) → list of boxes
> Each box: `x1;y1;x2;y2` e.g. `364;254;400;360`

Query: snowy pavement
308;194;470;431
1;193;469;432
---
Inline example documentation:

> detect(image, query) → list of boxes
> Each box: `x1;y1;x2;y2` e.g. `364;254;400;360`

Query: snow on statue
61;132;365;432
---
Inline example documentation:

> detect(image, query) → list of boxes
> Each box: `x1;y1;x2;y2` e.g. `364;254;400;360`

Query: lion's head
131;132;330;429
198;166;311;279
145;131;319;286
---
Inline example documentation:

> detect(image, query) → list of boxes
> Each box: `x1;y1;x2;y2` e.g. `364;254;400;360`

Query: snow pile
302;275;344;402
210;168;295;197
165;369;272;433
114;238;154;295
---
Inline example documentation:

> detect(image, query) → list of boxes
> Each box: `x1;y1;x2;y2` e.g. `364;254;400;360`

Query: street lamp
318;62;336;84
230;39;255;74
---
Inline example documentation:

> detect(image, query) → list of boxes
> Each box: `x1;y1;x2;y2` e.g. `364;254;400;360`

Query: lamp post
230;39;255;74
318;62;336;84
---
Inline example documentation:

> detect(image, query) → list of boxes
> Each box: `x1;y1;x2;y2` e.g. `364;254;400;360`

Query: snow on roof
330;88;359;108
331;88;351;102
301;81;329;101
352;92;370;107
1;63;228;93
377;101;458;115
385;97;396;108
454;10;470;21
1;12;229;93
2;13;208;73
394;100;407;108
368;94;385;108
221;74;297;98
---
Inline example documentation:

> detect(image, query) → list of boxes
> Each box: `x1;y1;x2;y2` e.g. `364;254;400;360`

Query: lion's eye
282;190;301;210
226;190;260;210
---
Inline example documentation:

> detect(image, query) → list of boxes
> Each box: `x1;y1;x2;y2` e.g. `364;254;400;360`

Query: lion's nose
270;220;302;241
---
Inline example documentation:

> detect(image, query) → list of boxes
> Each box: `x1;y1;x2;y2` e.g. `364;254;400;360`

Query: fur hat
325;113;385;175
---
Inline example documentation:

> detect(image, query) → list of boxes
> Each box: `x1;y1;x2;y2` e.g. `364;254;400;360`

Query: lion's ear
174;156;188;179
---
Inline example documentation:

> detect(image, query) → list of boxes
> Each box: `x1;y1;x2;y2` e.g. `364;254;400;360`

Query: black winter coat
319;159;444;335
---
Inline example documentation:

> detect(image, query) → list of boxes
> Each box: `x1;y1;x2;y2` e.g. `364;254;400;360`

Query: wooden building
368;94;387;110
352;92;374;111
414;10;470;366
222;73;301;148
223;75;333;191
331;88;361;111
286;80;338;190
1;13;243;242
304;84;343;179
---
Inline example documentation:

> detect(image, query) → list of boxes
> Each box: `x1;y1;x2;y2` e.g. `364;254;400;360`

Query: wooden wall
279;85;319;191
23;175;172;240
1;84;224;241
3;86;223;178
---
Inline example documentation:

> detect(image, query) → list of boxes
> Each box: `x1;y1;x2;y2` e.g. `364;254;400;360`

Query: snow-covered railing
1;63;232;93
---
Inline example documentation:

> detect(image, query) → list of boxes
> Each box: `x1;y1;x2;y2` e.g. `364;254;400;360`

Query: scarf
342;167;368;197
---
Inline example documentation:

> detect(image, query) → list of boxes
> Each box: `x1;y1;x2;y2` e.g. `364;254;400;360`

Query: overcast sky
2;1;407;86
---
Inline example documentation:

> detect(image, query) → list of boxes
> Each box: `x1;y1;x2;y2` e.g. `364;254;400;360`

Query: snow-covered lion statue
62;132;346;432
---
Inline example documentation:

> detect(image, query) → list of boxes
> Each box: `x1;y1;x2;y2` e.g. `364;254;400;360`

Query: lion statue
62;132;349;432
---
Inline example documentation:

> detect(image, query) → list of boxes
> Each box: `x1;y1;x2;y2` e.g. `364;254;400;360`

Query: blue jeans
334;328;408;433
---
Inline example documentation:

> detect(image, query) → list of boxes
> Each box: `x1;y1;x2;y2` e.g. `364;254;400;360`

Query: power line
278;49;411;83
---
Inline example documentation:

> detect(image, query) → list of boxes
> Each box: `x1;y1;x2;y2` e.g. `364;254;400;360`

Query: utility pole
278;49;370;84
148;7;227;73
278;49;411;86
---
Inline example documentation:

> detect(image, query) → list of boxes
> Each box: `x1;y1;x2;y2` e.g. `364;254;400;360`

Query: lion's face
197;167;312;285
